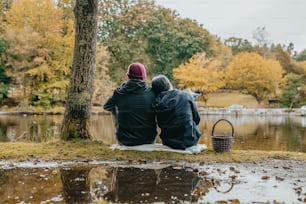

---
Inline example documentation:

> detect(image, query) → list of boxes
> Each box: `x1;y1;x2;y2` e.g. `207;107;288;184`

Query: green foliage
98;0;214;83
31;90;53;109
281;73;306;108
0;38;10;101
145;13;213;81
295;49;306;62
0;38;10;84
0;83;8;100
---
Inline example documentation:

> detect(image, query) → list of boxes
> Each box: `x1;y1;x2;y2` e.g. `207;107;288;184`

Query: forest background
0;0;306;113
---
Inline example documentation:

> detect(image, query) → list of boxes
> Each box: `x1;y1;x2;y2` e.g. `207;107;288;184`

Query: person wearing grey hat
103;63;157;146
152;75;201;150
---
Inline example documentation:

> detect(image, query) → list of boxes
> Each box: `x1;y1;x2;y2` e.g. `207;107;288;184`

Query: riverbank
198;107;306;116
1;106;306;116
1;139;305;163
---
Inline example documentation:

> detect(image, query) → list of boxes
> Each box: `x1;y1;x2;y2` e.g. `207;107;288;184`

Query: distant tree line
0;0;305;110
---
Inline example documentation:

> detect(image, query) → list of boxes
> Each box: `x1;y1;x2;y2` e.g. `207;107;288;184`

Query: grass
0;139;305;163
204;92;259;108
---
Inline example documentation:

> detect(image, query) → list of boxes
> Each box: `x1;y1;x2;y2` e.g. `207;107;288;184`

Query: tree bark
61;0;98;140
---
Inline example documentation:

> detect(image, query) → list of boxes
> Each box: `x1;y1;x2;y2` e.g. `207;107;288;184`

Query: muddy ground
0;158;305;203
190;159;306;203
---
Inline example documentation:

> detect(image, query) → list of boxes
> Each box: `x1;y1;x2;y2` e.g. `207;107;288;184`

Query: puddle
0;160;305;203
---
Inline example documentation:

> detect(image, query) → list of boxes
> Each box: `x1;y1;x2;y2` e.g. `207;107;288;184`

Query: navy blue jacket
153;90;201;150
104;79;157;146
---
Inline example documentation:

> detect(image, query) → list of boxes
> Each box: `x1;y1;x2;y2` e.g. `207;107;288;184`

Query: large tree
4;0;73;108
98;0;214;82
61;0;98;140
225;52;283;103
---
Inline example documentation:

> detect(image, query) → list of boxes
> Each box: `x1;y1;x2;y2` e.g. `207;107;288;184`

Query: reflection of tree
60;167;91;203
88;166;113;202
90;167;202;203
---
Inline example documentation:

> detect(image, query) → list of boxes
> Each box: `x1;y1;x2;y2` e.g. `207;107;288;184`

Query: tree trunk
61;0;98;140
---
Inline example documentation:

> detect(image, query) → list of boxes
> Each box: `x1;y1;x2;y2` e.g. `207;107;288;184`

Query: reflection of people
103;63;157;146
102;167;201;203
152;75;201;150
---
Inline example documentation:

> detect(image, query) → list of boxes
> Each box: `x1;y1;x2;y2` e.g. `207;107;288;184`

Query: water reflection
93;166;201;203
1;161;304;203
0;165;203;203
0;114;305;152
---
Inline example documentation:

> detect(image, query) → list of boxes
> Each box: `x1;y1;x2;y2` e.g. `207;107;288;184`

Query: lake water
1;114;306;203
0;114;305;152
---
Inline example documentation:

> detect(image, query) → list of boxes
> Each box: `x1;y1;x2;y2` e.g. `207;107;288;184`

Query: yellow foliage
47;80;69;89
4;0;74;101
225;52;283;102
6;0;63;39
173;53;225;93
298;61;306;74
26;64;55;82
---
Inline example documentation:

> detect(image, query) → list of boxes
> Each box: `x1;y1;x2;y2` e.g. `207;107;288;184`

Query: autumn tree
274;44;303;74
225;52;283;103
0;0;13;24
173;53;226;94
4;0;74;108
61;0;98;140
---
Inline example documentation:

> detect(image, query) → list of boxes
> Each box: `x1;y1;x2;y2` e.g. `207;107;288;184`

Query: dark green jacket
104;79;157;146
153;89;201;150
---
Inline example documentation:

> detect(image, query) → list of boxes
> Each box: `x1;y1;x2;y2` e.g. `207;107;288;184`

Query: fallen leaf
229;199;240;204
216;200;227;204
261;175;270;180
275;176;284;181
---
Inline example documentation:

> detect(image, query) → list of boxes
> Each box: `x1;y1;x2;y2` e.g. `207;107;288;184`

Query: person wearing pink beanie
103;63;157;146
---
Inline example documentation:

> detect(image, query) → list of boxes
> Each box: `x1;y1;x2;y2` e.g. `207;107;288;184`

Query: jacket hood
117;79;147;94
153;90;194;111
153;90;177;111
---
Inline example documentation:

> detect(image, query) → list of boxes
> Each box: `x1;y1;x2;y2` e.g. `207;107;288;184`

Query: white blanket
110;143;207;154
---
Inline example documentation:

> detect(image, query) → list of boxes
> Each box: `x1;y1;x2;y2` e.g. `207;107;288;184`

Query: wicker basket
211;119;235;152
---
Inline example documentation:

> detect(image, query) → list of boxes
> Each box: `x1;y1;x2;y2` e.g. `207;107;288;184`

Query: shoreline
1;107;305;116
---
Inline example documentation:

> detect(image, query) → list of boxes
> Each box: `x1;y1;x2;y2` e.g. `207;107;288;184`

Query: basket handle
211;119;234;138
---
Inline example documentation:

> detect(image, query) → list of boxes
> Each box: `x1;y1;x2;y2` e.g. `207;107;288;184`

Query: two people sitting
103;63;201;150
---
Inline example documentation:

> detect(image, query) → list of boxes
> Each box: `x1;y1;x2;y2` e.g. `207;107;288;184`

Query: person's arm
183;90;200;125
190;100;200;125
103;90;117;111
